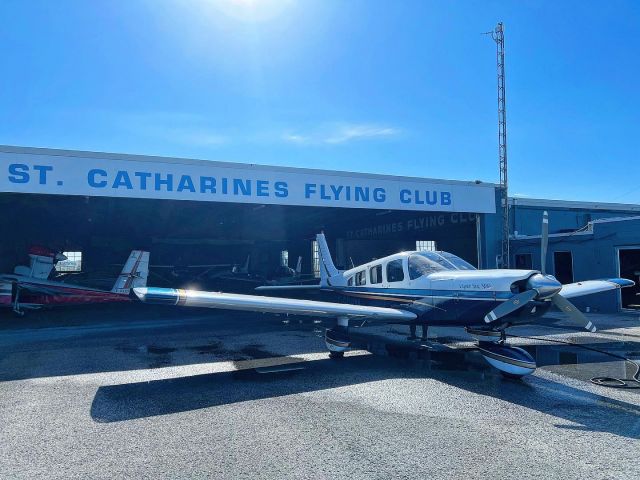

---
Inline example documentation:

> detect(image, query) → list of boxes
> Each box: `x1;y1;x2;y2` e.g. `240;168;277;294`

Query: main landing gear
466;327;536;378
12;286;25;316
325;316;350;360
408;324;429;341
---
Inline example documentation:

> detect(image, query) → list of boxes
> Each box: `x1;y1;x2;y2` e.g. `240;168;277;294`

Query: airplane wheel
329;351;345;360
501;371;525;380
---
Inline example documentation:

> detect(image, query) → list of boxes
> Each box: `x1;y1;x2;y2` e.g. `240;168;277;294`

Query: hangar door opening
0;193;481;293
330;211;480;270
618;248;640;310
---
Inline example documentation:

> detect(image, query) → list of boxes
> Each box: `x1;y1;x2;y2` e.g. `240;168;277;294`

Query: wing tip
605;278;635;288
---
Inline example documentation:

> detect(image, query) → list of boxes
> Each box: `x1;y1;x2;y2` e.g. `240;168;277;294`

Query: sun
211;0;294;22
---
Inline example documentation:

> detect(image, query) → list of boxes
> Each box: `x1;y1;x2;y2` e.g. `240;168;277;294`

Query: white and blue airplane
134;212;634;378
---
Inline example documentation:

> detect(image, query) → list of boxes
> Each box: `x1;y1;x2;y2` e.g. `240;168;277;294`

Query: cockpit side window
355;270;367;286
386;259;404;283
347;276;354;286
369;264;382;284
408;254;445;280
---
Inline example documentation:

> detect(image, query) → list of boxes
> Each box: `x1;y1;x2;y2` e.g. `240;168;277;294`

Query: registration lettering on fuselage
458;283;493;290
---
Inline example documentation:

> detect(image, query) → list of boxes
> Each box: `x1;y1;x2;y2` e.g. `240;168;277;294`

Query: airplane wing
150;264;232;269
0;277;87;297
559;278;634;299
133;287;417;321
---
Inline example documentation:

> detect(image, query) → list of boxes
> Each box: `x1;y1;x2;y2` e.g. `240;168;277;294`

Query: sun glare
212;0;294;22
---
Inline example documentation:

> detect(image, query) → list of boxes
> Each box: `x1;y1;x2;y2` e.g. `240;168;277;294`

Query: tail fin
242;254;250;274
15;248;66;279
295;256;302;275
317;233;342;287
111;250;150;294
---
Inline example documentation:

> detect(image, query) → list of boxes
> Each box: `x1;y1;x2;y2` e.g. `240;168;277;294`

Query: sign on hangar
0;145;496;213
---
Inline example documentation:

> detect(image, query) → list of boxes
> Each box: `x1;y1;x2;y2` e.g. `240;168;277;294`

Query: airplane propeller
550;291;597;333
483;290;537;324
484;211;597;333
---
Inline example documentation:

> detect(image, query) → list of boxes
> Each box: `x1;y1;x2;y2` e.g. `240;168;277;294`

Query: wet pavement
0;306;639;479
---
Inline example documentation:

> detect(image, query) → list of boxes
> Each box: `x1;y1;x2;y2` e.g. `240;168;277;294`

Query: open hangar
1;145;638;312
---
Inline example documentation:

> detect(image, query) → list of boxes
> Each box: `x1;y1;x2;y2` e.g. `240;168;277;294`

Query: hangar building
1;145;638;312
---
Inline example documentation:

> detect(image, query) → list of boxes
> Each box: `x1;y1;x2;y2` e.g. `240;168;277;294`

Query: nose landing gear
477;342;536;378
467;327;537;378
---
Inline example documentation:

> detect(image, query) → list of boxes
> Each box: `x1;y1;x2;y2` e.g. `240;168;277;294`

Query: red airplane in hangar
0;246;150;314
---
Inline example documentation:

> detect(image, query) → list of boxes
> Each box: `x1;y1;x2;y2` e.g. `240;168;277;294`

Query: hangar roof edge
510;196;640;212
0;144;496;189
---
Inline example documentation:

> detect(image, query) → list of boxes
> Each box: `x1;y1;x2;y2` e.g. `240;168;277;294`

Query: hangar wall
510;200;640;312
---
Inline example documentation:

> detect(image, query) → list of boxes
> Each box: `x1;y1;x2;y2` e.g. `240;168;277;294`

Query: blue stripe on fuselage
325;286;517;326
329;286;512;300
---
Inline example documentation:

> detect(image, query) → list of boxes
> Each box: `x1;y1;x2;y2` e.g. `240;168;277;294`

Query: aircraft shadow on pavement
0;306;332;382
90;346;640;440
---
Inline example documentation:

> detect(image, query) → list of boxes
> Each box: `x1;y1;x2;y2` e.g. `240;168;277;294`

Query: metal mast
491;22;509;268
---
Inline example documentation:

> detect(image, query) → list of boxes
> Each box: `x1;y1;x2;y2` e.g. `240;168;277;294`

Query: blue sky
1;0;638;202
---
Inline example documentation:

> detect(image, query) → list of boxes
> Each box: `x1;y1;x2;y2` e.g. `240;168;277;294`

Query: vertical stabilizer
317;233;343;287
14;247;66;279
232;255;250;274
27;254;57;279
111;251;150;294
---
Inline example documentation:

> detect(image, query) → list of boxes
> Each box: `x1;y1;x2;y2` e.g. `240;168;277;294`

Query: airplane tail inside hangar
0;145;498;283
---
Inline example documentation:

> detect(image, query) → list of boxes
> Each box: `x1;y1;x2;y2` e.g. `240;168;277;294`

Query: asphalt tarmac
1;305;639;479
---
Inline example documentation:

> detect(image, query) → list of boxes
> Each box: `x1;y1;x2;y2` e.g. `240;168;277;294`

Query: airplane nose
526;273;562;299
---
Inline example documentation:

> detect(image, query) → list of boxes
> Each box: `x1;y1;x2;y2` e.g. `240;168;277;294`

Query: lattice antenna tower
491;22;509;268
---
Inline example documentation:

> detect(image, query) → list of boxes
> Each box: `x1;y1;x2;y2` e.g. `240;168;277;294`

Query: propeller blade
484;289;537;323
541;211;549;275
551;294;597;332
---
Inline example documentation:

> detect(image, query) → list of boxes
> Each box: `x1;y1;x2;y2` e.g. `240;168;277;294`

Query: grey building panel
511;216;640;312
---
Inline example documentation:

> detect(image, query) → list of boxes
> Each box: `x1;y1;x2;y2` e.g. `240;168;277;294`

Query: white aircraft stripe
484;311;498;323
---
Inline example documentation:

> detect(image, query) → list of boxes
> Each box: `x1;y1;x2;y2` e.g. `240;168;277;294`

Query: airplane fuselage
321;251;553;327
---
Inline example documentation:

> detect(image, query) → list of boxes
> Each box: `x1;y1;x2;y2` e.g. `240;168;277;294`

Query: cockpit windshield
408;251;476;279
408;253;446;279
438;252;476;270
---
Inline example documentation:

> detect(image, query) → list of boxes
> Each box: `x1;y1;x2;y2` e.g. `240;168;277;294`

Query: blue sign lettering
155;173;173;191
113;171;133;189
88;169;108;188
134;171;152;190
33;165;53;184
8;164;29;184
305;183;316;199
274;181;288;198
